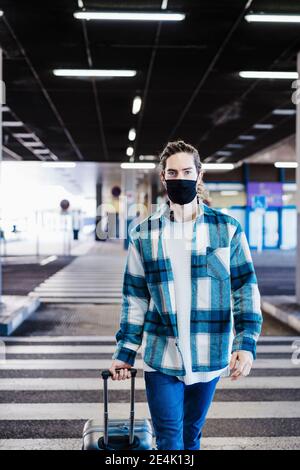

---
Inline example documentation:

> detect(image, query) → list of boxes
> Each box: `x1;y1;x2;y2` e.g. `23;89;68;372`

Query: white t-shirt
143;215;234;384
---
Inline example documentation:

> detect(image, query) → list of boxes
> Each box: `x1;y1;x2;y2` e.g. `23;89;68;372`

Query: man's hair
158;139;208;200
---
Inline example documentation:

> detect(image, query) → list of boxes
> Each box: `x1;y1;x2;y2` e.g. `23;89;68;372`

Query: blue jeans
144;371;220;450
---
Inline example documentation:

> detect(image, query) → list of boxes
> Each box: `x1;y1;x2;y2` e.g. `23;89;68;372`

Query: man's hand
229;350;253;381
109;360;132;381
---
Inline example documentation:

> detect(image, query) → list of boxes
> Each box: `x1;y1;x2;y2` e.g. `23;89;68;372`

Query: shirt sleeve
230;221;263;360
111;229;150;366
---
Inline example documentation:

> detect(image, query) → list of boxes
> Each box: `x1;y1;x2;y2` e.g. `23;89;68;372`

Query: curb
261;297;300;334
0;296;41;336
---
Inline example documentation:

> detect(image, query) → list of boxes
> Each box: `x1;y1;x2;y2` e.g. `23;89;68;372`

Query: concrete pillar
0;48;2;304
121;169;137;249
243;163;250;241
95;182;103;241
296;51;300;303
278;167;284;249
151;180;159;205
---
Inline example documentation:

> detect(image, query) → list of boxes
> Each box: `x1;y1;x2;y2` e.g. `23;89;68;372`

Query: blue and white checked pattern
112;199;263;376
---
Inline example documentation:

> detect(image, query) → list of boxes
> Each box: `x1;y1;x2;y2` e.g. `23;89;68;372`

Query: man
110;140;263;450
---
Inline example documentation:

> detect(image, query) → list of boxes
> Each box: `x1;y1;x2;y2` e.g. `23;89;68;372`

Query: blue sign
252;195;268;210
247;182;282;207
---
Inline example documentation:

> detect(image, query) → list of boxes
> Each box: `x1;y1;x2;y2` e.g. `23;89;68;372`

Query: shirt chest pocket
206;246;230;280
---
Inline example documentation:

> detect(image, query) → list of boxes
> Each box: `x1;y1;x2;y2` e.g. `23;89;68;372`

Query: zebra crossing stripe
0;436;299;450
1;335;298;343
2;344;296;354
0;336;117;342
0;358;299;369
0;376;299;390
0;439;82;450
0;401;298;420
200;436;300;450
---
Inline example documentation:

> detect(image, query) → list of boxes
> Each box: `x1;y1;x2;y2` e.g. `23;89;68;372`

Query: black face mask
165;178;198;205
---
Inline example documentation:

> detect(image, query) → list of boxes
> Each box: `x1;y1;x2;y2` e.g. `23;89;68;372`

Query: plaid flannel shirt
112;198;263;376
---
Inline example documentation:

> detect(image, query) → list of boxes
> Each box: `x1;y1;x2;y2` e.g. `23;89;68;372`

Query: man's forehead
166;152;194;161
165;156;195;168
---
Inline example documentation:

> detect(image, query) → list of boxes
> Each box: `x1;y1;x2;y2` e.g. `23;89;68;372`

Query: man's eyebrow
166;167;193;171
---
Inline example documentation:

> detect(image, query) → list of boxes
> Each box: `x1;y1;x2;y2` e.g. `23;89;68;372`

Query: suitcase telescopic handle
101;368;137;380
101;368;137;447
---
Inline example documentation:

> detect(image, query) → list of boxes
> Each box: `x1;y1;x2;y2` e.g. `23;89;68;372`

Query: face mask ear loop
165;192;174;222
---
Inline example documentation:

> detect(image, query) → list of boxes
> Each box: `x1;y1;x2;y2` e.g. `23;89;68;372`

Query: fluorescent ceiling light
41;162;77;168
273;109;296;115
23;142;43;148
128;128;136;141
202;163;235;170
121;162;156;169
33;149;50;155
238;135;256;140
239;71;298;79
0;11;3;17
126;146;134;156
3;121;24;127
132;96;142;114
139;155;157;161
13;133;36;138
226;143;244;148
253;123;274;129
245;14;300;23
53;69;136;77
216;151;232;156
74;11;185;22
274;161;297;168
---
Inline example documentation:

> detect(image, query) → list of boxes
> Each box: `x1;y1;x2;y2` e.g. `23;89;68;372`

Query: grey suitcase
82;368;154;450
